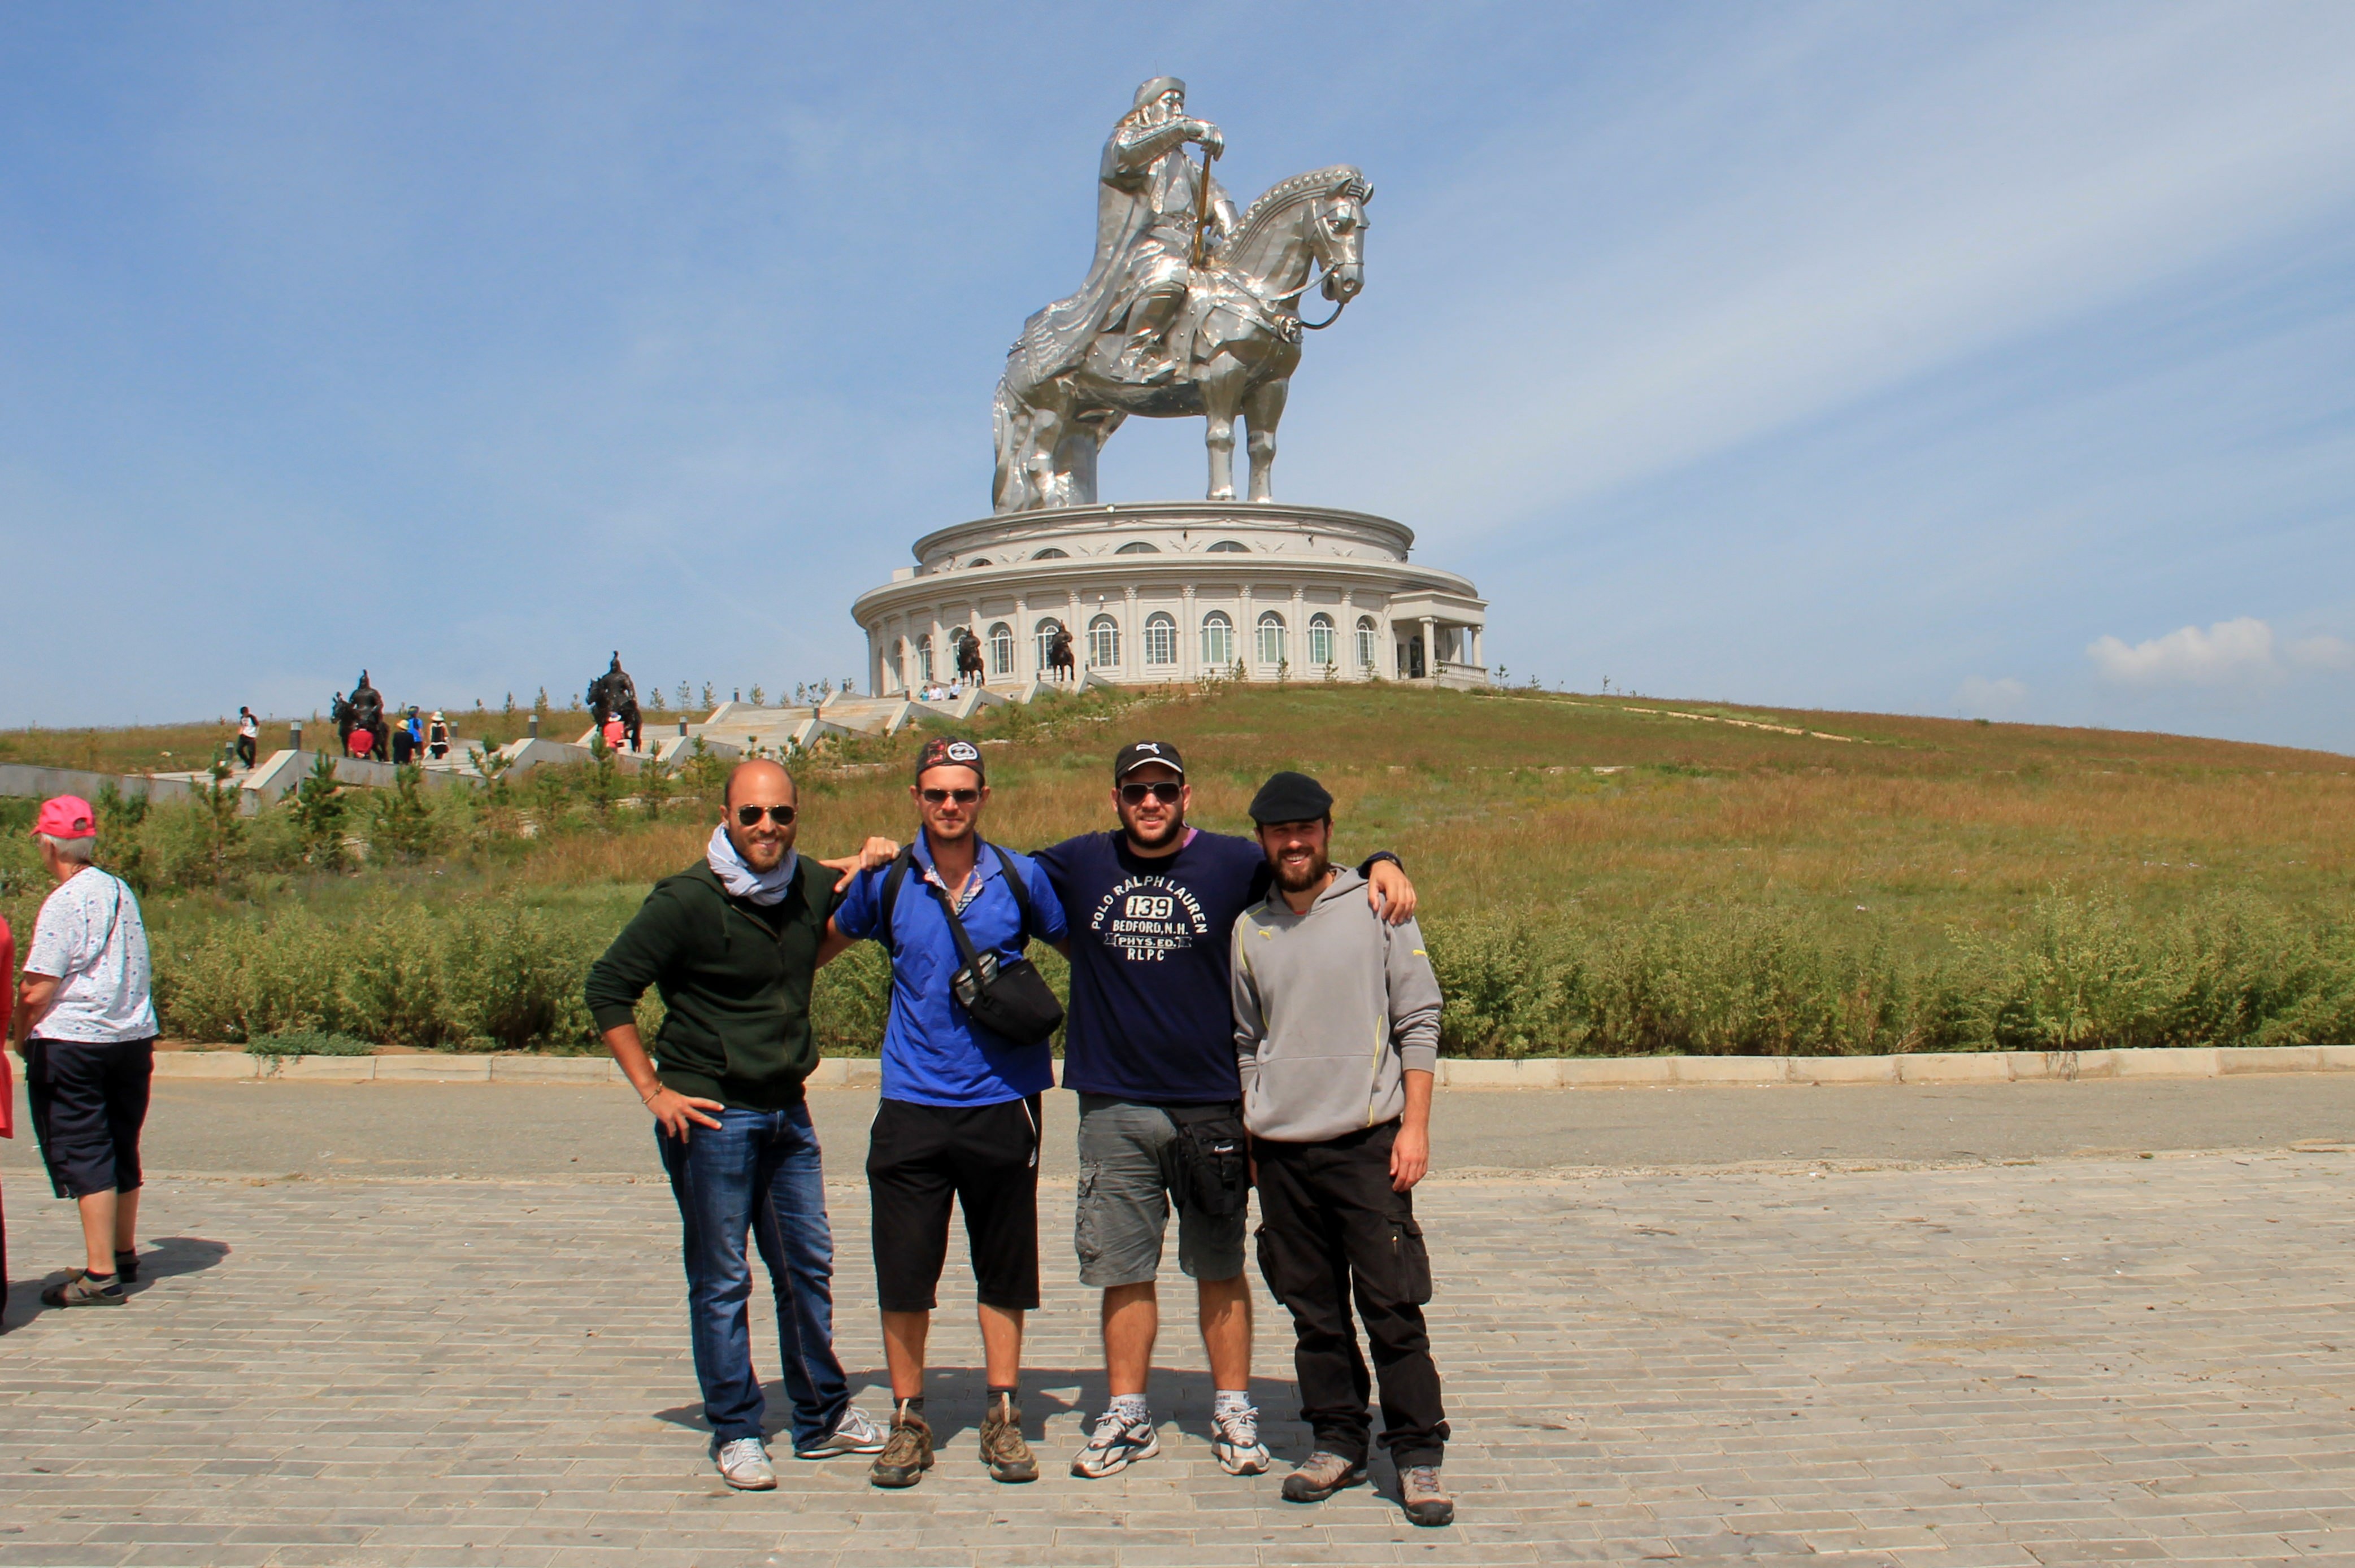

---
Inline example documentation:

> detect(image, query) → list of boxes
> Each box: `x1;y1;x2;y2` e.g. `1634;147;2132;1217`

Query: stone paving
2;1152;2352;1566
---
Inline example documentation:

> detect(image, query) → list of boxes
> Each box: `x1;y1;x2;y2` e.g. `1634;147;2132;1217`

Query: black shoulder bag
916;842;1066;1046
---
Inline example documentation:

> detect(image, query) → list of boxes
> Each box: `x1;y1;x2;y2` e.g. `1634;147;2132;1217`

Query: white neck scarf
707;822;798;905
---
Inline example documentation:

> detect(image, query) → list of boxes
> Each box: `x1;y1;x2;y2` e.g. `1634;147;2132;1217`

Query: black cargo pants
1253;1118;1449;1468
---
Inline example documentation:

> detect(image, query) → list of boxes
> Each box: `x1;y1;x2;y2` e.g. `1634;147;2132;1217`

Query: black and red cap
915;737;985;782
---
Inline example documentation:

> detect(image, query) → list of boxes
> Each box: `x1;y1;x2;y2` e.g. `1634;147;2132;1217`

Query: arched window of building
1035;617;1066;671
988;622;1014;677
1208;540;1248;553
1307;613;1336;670
948;626;970;669
916;633;935;685
1201;610;1235;668
890;639;909;693
1144;612;1177;667
1033;547;1068;560
1355;615;1379;671
1257;611;1287;668
1088;614;1121;669
1116;541;1161;555
968;557;991;568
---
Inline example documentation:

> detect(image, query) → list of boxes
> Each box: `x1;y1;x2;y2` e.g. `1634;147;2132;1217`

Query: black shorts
25;1036;155;1200
866;1094;1041;1313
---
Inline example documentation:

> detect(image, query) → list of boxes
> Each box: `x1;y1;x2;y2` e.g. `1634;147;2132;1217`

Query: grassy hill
4;682;2349;1056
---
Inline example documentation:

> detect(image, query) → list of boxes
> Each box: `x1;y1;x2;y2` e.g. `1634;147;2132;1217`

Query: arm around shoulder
1385;914;1442;1077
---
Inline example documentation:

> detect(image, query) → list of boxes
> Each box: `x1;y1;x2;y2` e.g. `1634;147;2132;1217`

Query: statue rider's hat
1133;76;1184;108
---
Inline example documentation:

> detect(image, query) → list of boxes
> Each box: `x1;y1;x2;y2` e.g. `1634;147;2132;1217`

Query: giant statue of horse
586;651;642;752
1045;624;1075;681
994;165;1371;513
955;628;986;687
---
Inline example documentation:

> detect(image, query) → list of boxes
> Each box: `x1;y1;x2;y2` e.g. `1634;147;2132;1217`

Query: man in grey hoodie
1230;770;1454;1527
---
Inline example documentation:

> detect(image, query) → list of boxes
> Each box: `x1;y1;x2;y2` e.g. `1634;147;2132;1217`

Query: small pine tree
196;759;247;890
749;683;765;707
371;764;443;863
503;691;515;715
701;682;715;709
533;687;549;718
292;751;347;869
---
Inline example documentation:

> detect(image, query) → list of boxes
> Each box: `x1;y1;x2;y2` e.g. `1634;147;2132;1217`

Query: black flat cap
1248;770;1333;825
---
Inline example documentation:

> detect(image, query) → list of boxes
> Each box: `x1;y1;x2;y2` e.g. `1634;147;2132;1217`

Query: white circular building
850;500;1488;694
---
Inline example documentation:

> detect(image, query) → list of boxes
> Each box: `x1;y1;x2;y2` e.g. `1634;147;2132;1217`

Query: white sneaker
716;1436;776;1490
1069;1409;1160;1478
795;1404;887;1458
1210;1404;1271;1476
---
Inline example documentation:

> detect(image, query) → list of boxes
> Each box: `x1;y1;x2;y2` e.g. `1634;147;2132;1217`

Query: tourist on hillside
346;724;376;761
14;795;159;1311
826;737;1067;1489
1030;743;1415;1480
584;760;892;1491
601;712;627;752
426;711;450;760
234;706;259;770
1232;770;1454;1526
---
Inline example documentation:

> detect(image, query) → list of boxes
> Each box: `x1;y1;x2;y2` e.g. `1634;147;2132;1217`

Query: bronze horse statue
332;670;388;760
586;652;641;751
955;628;986;686
1045;623;1075;681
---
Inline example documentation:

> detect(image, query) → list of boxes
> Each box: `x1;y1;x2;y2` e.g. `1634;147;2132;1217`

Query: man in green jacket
585;759;888;1491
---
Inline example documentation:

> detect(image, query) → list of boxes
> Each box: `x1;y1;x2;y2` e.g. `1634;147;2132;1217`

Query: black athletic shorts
25;1036;155;1200
866;1094;1042;1313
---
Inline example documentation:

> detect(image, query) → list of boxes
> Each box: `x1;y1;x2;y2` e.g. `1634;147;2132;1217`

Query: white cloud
2288;634;2355;670
2087;617;2280;686
1958;676;2027;717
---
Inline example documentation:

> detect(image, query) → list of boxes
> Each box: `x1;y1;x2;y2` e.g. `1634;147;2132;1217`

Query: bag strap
926;877;990;976
877;846;917;936
984;840;1037;948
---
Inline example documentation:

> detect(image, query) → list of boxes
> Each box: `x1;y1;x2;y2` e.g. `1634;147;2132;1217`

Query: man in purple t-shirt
1029;741;1414;1480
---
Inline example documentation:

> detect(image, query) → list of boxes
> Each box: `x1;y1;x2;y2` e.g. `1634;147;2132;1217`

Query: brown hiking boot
1280;1449;1368;1502
868;1410;934;1488
979;1395;1039;1483
1400;1465;1455;1526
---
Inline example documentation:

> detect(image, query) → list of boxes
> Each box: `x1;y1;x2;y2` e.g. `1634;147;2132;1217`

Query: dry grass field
5;682;2350;1056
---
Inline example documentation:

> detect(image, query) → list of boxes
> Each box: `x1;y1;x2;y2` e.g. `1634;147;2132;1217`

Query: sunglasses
1119;781;1184;804
733;804;797;827
920;787;981;805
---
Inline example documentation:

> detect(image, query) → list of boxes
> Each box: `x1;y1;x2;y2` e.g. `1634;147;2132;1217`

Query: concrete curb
9;1045;2351;1088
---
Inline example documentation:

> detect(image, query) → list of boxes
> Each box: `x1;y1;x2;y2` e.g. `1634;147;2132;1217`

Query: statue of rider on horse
586;652;642;752
954;628;987;687
331;669;389;761
994;77;1370;513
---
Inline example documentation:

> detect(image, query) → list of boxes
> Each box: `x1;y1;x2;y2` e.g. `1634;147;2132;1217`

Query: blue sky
3;2;2351;750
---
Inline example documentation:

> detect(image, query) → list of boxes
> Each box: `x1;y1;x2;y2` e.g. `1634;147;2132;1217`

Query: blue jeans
658;1103;849;1451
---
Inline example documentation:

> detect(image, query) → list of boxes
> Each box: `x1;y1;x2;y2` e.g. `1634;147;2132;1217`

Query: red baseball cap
34;795;97;839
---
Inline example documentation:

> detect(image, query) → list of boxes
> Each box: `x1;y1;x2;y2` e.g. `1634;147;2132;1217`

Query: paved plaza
2;1081;2353;1566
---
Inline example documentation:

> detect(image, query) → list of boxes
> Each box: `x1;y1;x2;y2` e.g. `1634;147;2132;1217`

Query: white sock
1107;1393;1150;1428
1214;1389;1254;1421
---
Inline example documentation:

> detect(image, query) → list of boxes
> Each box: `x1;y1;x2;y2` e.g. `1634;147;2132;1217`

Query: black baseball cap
1114;739;1185;780
1248;770;1333;825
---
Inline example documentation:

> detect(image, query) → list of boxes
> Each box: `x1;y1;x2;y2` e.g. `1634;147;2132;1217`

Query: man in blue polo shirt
1031;741;1415;1480
828;736;1068;1490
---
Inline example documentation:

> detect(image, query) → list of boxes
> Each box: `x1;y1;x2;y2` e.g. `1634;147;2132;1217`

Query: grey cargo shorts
1074;1095;1248;1288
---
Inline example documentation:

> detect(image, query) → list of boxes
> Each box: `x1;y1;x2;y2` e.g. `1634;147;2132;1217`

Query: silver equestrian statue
993;76;1371;513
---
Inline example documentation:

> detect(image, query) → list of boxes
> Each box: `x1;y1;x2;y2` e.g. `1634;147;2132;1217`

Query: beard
1272;845;1331;895
1122;806;1185;850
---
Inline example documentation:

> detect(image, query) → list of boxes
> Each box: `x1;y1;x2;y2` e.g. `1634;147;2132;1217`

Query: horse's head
1309;176;1372;304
